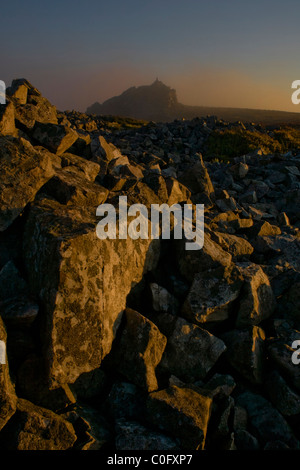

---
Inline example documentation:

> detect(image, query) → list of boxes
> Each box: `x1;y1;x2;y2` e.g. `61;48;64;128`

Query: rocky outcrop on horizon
86;79;300;126
87;79;181;122
0;78;300;450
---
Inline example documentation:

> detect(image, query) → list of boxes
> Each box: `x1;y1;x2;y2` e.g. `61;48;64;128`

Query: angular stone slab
42;167;109;206
0;102;16;136
158;314;226;382
236;262;276;328
113;308;167;392
147;385;212;450
182;265;243;325
0;398;77;450
32;123;78;155
221;326;266;384
0;136;56;231
23;198;160;387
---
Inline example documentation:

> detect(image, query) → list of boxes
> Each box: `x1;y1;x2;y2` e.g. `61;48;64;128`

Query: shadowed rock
0;136;56;231
175;233;232;282
237;391;299;448
60;152;100;182
182;265;243;325
158;314;226;382
221;326;265;384
113;308;167;392
236;262;276;328
32;122;78;155
0;398;77;450
147;385;212;450
115;420;178;450
41;167;109;206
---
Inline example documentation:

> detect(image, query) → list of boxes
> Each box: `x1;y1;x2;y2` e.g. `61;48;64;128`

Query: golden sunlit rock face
0;79;300;452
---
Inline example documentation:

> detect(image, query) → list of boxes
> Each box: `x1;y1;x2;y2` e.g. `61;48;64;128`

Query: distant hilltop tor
87;79;300;126
86;79;180;122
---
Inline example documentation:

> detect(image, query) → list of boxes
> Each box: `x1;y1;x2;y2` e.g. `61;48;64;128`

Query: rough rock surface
221;326;266;384
112;308;167;392
182;265;243;325
0;398;77;450
147;385;212;450
0;102;16;136
0;137;56;231
235;262;276;327
32;123;78;155
158;314;226;382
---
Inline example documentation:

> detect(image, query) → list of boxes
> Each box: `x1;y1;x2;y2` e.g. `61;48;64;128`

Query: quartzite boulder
147;385;212;450
165;178;191;206
6;79;30;104
91;135;123;161
182;265;243;325
0;102;16;136
175;233;232;282
158;314;226;382
0;398;77;450
60;152;100;182
113;308;167;392
42;168;109;206
217;233;254;258
23;197;160;387
178;153;215;204
221;326;265;384
32;123;78;155
64;405;111;450
0;136;56;231
17;355;76;412
235;262;276;328
7;79;58;129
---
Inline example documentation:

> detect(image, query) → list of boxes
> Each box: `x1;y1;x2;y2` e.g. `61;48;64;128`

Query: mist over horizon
2;68;299;115
1;0;300;115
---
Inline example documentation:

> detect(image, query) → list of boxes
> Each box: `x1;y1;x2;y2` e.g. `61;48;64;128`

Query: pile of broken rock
0;79;299;450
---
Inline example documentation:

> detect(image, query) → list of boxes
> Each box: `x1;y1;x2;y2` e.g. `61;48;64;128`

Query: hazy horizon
1;0;300;114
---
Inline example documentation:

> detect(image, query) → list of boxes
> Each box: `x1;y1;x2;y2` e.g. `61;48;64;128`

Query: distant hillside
87;79;300;126
87;79;180;122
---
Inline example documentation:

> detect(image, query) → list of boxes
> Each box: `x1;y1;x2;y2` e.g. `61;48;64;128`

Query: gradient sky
1;0;300;112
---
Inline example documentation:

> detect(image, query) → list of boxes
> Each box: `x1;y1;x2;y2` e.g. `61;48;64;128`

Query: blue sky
1;0;299;111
